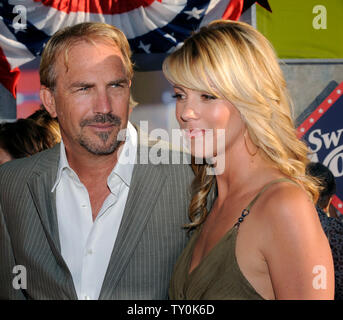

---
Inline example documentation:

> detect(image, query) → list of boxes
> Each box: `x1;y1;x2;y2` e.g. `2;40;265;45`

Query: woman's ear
40;86;57;118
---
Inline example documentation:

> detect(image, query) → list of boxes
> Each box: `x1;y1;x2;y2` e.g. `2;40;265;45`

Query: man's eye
111;83;121;88
111;82;129;89
77;86;90;92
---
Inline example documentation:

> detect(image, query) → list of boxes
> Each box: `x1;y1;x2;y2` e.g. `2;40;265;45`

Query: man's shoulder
0;145;60;185
138;138;193;172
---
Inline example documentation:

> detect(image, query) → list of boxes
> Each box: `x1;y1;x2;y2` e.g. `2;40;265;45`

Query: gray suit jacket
0;136;194;300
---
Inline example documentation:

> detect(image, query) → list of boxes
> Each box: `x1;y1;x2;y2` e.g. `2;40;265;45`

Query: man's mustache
80;114;122;127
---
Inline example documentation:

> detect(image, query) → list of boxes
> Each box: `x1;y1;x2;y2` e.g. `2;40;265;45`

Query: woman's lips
183;128;206;139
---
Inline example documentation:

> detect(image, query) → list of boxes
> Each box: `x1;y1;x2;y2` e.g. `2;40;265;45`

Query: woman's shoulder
248;178;334;299
250;177;327;259
252;178;321;241
256;178;316;219
250;178;331;269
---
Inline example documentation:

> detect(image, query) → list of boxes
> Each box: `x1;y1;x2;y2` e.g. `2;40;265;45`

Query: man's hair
306;162;336;209
0;119;58;159
39;22;134;90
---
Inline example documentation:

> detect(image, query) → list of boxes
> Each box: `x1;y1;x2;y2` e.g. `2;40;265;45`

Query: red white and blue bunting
0;0;251;97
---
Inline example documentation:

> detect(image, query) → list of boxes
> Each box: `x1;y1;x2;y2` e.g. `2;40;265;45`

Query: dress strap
234;178;298;228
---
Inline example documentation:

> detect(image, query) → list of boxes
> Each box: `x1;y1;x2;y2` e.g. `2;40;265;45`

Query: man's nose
93;92;112;114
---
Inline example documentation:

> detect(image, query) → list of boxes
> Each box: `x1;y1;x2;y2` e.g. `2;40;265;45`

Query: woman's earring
244;131;259;157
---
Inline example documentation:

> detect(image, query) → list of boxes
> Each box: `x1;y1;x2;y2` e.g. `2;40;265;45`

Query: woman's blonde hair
163;19;319;229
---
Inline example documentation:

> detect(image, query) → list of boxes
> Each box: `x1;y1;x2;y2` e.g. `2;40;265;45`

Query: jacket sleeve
0;202;27;300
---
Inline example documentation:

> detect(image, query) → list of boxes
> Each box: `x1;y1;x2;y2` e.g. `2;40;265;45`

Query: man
0;22;194;299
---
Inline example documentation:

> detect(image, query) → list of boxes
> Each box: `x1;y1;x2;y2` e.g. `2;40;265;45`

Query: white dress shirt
52;121;137;300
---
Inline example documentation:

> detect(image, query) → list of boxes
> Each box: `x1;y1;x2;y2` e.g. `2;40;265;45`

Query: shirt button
81;204;87;208
87;249;93;255
84;295;90;300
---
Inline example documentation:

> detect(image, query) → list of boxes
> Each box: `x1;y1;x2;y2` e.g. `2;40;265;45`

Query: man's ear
40;86;57;118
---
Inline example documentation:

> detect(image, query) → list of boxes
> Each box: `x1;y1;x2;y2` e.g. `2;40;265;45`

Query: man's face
44;40;131;156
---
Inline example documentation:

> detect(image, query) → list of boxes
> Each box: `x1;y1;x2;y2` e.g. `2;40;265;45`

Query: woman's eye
201;94;216;100
172;93;184;100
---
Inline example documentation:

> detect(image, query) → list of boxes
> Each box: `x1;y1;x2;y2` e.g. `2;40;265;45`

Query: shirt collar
52;121;137;192
51;139;70;192
108;121;137;188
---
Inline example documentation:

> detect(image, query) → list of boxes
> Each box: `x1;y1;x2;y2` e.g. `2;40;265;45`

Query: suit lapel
27;145;77;299
25;130;169;299
27;145;60;251
27;173;61;256
99;134;167;298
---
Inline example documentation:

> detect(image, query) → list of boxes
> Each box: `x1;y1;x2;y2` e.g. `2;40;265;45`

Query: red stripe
331;195;343;215
297;82;343;139
34;0;162;14
0;47;20;98
222;0;244;20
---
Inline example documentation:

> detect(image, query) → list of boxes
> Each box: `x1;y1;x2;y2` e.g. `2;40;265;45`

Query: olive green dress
169;178;296;300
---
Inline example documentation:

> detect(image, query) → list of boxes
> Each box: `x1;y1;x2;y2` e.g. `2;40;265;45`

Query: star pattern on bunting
138;41;151;54
184;7;205;20
164;33;177;43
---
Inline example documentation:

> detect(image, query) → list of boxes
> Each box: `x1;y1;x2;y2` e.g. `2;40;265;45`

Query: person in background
306;162;343;300
0;118;57;165
28;107;61;144
306;162;336;215
163;19;334;300
305;161;341;219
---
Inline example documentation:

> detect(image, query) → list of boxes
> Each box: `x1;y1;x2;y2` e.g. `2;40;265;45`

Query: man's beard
78;113;124;155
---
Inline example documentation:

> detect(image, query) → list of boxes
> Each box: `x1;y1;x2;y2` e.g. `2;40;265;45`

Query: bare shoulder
256;180;320;234
252;180;334;299
256;180;328;252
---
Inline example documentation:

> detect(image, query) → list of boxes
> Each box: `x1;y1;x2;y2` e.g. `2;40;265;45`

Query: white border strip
281;59;343;64
251;3;256;28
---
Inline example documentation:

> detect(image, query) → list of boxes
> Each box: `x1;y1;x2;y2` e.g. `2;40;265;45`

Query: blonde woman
163;20;334;300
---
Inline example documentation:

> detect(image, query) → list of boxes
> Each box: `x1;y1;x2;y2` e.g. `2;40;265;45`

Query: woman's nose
179;104;200;122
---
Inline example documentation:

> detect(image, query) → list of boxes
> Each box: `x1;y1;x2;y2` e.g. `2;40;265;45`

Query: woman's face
0;147;12;165
173;85;245;163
